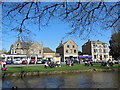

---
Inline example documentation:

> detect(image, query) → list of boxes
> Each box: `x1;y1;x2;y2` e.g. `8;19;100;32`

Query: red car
0;61;2;64
0;59;6;64
22;60;28;64
29;59;36;64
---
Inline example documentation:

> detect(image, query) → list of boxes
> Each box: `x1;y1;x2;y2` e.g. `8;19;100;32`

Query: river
2;71;120;88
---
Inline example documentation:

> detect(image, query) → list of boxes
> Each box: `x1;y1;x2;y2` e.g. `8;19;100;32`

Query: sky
2;18;112;52
1;2;112;52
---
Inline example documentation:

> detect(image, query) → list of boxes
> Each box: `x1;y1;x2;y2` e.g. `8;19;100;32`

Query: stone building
10;38;59;60
10;38;43;58
43;47;59;61
82;40;110;61
56;39;78;62
29;42;43;57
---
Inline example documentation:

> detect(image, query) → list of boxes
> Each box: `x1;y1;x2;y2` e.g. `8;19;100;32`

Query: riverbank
2;63;120;78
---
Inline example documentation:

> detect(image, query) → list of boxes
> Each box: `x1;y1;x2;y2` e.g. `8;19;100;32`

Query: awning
78;56;92;58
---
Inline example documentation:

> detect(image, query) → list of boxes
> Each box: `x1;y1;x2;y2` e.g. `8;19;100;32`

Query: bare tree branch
2;2;120;40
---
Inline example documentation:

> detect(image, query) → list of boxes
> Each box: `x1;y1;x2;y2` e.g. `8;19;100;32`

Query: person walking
90;61;93;66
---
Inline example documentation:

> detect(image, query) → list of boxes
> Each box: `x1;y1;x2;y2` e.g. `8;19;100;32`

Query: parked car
22;60;28;64
14;59;22;64
29;59;36;64
113;60;119;64
6;60;13;64
42;60;48;64
0;60;6;65
36;59;42;64
0;59;2;64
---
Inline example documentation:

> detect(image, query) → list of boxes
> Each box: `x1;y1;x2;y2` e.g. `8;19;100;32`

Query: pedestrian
65;60;67;66
90;61;93;66
44;62;49;68
71;61;74;66
85;61;87;66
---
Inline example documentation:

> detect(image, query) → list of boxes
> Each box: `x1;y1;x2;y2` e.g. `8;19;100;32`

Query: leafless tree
2;2;120;39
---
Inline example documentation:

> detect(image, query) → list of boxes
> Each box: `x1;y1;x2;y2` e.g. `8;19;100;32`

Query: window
67;45;69;48
73;45;75;48
39;50;41;54
16;43;19;46
103;44;107;48
104;49;105;53
66;50;68;53
70;49;72;53
99;49;102;53
99;45;102;48
93;44;97;47
15;50;16;53
94;55;97;59
104;55;108;58
104;49;107;53
93;44;96;47
74;50;76;53
30;49;33;54
21;50;24;54
94;49;97;53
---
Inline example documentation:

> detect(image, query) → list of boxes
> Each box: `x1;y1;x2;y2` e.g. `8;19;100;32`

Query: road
6;62;66;67
7;64;44;67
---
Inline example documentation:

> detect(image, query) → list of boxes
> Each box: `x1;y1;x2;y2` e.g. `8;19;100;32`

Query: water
2;71;120;88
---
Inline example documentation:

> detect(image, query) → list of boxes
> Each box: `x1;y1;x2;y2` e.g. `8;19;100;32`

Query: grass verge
2;63;120;74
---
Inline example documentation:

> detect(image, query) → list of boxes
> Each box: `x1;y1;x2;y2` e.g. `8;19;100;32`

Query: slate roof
43;47;55;53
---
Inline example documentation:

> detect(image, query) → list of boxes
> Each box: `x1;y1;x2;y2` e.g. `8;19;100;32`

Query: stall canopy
78;56;92;58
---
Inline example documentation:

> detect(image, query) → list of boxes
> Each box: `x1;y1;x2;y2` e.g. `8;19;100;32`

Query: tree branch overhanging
2;2;120;39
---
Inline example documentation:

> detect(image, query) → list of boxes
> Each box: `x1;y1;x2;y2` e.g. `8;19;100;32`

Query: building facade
10;38;43;57
10;38;59;60
82;40;110;61
56;39;78;62
43;47;57;60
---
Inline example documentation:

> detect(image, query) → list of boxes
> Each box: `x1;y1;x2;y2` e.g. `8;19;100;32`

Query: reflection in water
2;71;120;88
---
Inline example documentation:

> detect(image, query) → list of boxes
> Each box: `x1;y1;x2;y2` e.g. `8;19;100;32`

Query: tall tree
2;2;120;39
109;27;120;59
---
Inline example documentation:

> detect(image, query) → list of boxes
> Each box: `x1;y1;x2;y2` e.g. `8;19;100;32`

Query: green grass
2;63;120;74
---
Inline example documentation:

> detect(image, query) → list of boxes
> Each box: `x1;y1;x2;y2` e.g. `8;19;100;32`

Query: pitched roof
43;47;55;53
90;40;108;44
20;42;33;49
56;39;77;48
83;40;108;46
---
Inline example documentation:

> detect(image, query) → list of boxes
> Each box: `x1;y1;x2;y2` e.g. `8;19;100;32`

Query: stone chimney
60;40;63;45
16;36;21;43
88;39;90;42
